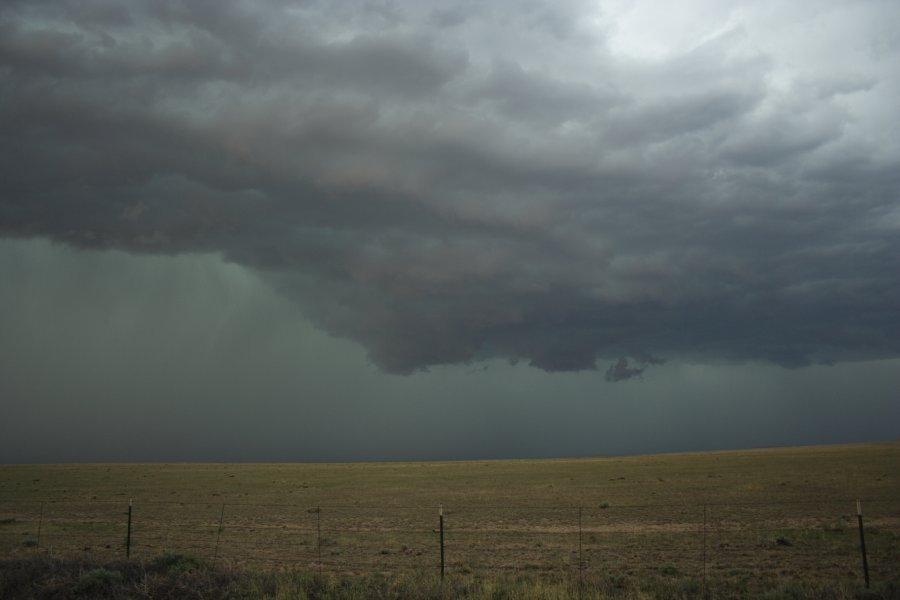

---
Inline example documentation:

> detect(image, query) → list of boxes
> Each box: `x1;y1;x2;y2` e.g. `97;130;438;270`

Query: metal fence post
702;503;708;598
578;505;584;597
317;507;322;577
212;504;225;565
439;504;445;581
36;501;44;550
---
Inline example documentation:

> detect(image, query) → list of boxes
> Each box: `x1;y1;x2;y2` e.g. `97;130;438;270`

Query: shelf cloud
2;0;899;376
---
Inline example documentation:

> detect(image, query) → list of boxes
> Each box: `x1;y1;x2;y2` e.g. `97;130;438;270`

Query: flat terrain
1;442;899;590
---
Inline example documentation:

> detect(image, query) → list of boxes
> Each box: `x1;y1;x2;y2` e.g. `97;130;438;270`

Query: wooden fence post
857;500;870;588
126;499;133;559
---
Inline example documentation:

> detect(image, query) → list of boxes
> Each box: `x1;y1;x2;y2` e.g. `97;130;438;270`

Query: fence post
702;503;708;598
36;501;44;550
126;499;133;559
212;504;225;565
857;500;870;588
317;507;322;577
578;505;584;596
439;504;445;581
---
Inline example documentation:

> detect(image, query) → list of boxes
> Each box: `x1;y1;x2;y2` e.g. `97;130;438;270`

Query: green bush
73;568;123;594
149;551;205;576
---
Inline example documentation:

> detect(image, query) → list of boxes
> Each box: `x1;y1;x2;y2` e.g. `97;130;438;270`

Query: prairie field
1;442;899;597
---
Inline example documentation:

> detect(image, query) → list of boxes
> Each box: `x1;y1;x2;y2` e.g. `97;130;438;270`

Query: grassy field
1;442;899;597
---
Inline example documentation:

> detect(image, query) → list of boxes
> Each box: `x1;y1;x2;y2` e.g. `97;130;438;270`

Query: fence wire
1;498;897;585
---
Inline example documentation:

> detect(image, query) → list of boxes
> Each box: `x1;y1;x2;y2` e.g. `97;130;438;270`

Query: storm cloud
2;0;899;375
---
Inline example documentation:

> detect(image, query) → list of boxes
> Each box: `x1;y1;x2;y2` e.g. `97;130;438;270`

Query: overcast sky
1;1;898;462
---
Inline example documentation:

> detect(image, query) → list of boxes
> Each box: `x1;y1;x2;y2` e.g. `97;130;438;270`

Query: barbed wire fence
1;498;898;588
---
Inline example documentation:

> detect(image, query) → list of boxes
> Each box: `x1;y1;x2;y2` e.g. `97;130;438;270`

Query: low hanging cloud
605;358;644;383
605;354;667;382
2;1;899;376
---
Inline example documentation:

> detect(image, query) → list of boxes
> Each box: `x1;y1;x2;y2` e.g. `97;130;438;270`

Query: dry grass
1;441;898;592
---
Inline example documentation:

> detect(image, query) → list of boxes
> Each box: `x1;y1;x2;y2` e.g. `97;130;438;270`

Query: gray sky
1;1;898;461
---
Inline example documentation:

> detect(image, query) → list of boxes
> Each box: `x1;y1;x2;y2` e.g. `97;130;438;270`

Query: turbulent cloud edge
1;1;899;375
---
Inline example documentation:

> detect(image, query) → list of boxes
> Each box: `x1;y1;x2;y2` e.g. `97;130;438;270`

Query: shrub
73;568;123;594
149;551;205;576
661;564;679;577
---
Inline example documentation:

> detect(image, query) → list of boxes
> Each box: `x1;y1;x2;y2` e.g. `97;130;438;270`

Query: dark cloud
3;238;898;462
606;358;644;382
2;0;899;377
